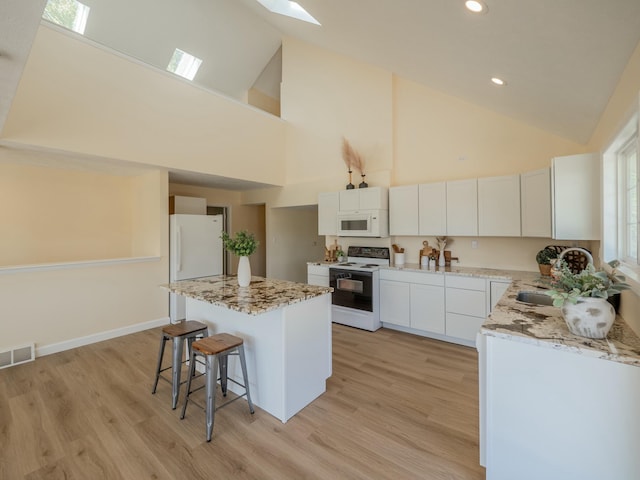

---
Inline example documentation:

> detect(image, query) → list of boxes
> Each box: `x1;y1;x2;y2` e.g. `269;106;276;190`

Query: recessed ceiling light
491;77;507;86
465;1;488;14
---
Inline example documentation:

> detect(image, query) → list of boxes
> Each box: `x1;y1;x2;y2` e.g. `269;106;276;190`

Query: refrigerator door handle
176;226;182;272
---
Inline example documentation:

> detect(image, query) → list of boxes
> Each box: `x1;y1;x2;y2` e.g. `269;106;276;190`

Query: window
42;0;90;35
619;138;638;264
603;112;640;291
167;49;203;81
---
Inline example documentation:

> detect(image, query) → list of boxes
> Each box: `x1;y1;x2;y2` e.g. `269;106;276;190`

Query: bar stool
152;320;209;409
180;333;255;442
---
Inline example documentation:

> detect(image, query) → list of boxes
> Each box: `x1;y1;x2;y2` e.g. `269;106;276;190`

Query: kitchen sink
516;290;555;306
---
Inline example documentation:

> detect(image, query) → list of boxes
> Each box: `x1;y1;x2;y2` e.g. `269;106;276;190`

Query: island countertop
163;275;333;316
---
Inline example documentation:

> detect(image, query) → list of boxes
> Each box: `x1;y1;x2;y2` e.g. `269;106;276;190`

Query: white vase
561;297;615;339
237;255;251;287
438;250;446;267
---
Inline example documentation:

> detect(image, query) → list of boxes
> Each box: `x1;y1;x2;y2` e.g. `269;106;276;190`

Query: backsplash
325;235;598;272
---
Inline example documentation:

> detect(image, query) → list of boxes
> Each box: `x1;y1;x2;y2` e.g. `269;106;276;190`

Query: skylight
167;49;203;81
255;0;321;26
42;0;90;35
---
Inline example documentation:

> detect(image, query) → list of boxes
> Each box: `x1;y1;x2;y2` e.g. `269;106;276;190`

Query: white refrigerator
169;214;224;323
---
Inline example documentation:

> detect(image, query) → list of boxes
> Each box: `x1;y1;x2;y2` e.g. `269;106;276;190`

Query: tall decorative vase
561;297;615;339
438;250;446;267
237;255;251;287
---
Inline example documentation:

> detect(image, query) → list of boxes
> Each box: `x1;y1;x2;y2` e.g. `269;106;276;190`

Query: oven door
329;268;373;312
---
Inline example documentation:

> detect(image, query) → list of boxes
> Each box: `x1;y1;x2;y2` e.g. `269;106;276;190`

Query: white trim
0;256;161;275
36;316;169;357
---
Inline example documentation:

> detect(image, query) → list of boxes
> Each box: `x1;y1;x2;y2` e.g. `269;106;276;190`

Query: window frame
603;109;640;294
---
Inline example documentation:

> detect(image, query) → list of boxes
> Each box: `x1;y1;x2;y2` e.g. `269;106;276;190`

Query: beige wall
268;206;325;282
2;25;287;187
0;164;169;352
0;148;139;266
393;76;587;184
281;37;394;186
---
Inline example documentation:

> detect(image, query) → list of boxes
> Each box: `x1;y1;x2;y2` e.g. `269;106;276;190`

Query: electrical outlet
472;240;478;249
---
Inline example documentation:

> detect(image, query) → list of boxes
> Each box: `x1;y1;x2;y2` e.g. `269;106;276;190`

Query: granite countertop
379;263;640;366
163;275;332;316
483;274;640;366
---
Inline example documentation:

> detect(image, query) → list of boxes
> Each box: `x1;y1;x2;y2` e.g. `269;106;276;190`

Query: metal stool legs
152;322;208;409
181;342;254;442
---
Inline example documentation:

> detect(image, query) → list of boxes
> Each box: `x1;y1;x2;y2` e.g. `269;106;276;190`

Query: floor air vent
0;343;35;369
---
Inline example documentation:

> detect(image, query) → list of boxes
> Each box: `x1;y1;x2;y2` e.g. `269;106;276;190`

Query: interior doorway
207;206;229;274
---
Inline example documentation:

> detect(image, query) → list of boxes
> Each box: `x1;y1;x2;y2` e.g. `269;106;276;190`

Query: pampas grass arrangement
341;137;367;188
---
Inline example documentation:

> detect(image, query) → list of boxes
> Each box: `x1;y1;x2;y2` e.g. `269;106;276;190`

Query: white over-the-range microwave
336;210;389;237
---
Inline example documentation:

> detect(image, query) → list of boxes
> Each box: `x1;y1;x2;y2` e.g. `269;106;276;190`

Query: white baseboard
36;317;170;357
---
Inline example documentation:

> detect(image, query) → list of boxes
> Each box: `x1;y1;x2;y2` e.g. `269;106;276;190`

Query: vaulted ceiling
2;0;640;147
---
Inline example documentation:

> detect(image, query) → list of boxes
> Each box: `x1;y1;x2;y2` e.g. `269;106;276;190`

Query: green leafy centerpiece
221;230;258;287
547;260;629;338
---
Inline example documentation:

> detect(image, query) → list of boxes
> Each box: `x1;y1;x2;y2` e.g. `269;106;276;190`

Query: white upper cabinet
552;153;600;240
318;191;339;235
446;179;478;236
389;185;419;235
339;186;388;211
521;168;551;237
419;182;447;236
478;175;521;237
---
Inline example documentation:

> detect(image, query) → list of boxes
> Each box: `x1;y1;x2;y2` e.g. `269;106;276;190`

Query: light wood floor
0;324;485;479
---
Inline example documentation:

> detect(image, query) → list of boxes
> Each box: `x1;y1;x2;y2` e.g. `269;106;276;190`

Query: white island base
186;293;332;423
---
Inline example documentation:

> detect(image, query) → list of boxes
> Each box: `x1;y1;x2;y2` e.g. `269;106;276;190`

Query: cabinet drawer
446;312;485;342
380;269;444;286
446;288;486;317
307;274;329;287
308;264;329;276
445;275;486;291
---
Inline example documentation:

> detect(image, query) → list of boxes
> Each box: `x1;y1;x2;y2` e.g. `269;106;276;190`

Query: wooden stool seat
181;333;254;441
162;320;208;338
152;321;209;409
192;333;243;356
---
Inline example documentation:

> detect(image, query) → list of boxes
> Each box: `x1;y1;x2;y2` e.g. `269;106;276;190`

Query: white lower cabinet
307;264;329;287
445;275;487;342
410;284;445;334
380;270;445;334
380;269;513;346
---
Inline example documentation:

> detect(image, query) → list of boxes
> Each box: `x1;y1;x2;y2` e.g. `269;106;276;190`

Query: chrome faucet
556;247;594;271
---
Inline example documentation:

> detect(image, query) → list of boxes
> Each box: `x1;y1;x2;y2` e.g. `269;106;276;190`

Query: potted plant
546;260;629;338
535;247;558;276
221;230;258;287
336;249;345;263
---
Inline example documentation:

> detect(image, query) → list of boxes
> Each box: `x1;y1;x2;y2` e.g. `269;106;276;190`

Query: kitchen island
163;275;333;423
479;275;640;480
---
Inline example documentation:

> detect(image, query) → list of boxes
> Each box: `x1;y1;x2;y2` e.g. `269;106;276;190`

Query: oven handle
336;277;364;294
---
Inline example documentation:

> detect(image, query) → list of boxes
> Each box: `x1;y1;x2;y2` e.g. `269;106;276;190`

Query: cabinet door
380;280;410;327
339;189;360;211
410;283;445;334
552;153;600;240
418;182;447;236
318;192;339;235
359;186;387;210
478;175;521;237
446;179;478;236
521;168;551;237
389;185;419;235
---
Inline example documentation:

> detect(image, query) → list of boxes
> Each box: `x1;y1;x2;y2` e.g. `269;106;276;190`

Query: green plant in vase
221;230;258;286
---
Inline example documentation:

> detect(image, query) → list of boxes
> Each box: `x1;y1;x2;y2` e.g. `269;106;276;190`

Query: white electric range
328;246;390;331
